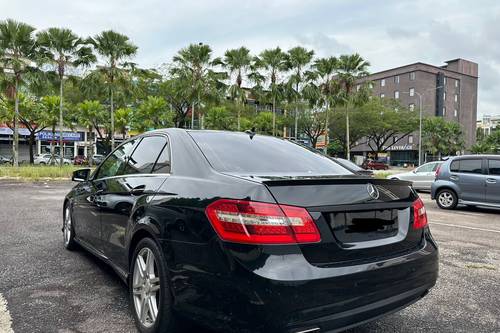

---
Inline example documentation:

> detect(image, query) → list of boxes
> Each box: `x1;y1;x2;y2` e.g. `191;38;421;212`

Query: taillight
412;197;428;229
205;199;321;245
435;164;442;179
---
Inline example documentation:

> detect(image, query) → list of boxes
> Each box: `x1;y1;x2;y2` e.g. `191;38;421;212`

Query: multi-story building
353;58;478;166
477;114;500;136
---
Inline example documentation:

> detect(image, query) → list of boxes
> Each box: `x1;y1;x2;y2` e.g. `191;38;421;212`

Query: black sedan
63;129;438;333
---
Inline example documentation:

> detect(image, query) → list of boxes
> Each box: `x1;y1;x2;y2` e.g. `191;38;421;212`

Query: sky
2;0;500;118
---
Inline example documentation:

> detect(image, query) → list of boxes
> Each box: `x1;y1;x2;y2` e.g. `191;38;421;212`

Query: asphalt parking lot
0;181;499;333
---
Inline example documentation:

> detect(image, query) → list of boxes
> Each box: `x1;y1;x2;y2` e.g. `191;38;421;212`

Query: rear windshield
189;131;351;176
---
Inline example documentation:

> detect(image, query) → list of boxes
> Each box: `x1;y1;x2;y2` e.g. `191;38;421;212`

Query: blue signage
37;131;83;142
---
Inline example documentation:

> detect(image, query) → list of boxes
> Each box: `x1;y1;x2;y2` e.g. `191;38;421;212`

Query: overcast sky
3;0;500;118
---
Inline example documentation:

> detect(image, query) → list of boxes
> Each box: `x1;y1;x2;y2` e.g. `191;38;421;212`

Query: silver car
34;154;71;165
389;161;443;191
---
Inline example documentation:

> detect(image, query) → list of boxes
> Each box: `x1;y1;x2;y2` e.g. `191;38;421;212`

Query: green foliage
134;96;173;132
359;98;418;153
204;106;234;130
471;129;500;153
422;117;465;156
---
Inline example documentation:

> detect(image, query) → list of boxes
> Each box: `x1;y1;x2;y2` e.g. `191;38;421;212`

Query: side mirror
412;169;418;174
72;168;91;182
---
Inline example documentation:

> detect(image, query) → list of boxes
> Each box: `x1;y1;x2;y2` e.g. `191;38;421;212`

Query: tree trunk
59;77;64;166
237;100;241;131
110;87;115;150
28;132;35;165
294;82;299;139
324;100;330;154
88;126;93;167
191;102;195;129
13;79;19;167
272;96;276;136
51;124;56;164
346;107;350;160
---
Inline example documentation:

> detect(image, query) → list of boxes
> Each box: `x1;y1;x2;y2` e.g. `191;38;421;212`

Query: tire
63;204;78;250
436;189;458;210
130;238;178;333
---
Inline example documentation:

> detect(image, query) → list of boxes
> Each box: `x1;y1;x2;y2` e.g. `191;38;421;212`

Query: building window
381;79;386;87
443;92;446;101
356;84;361;92
409;72;415;80
408;135;414;144
394;91;399;99
454;94;458;102
454;109;458;117
369;82;374;89
394;75;400;84
443;107;446;116
455;79;459;88
409;103;415;111
380;93;385;98
409;88;415;96
443;77;447;85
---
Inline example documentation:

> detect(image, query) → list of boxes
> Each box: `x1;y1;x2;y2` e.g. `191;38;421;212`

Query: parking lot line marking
0;293;14;333
430;221;500;234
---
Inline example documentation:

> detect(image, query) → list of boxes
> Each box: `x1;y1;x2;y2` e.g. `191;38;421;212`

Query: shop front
36;131;86;158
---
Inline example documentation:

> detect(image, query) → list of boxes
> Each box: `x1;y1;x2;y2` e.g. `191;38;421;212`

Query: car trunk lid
243;175;423;266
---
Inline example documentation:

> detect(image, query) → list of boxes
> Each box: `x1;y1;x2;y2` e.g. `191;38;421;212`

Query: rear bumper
171;230;438;332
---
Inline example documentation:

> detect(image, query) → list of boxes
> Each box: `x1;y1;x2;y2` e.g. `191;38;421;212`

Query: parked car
362;159;389;170
34;154;71;165
389;161;443;191
0;155;11;165
431;155;500;209
334;157;374;176
73;155;88;165
91;154;105;165
64;129;438;333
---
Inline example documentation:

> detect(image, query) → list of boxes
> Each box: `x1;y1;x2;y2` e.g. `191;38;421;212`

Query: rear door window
451;159;483;174
416;163;434;173
189;131;351;175
123;136;167;174
488;159;500;175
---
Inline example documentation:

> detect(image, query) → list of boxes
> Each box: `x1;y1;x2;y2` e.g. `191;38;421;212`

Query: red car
362;159;389;170
73;155;88;165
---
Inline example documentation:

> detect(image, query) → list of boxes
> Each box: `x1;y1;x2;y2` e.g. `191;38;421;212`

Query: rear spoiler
261;176;412;187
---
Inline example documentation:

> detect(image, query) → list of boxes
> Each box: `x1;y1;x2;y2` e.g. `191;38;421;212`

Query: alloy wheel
63;207;72;246
133;248;161;328
438;191;454;208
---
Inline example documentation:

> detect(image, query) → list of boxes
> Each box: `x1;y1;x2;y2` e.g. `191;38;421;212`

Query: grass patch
375;172;391;179
0;165;86;181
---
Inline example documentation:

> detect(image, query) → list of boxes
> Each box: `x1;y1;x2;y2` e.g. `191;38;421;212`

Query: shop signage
37;131;83;142
0;127;31;136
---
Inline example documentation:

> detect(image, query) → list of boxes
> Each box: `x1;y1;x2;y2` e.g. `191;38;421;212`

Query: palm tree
90;30;137;150
37;27;96;164
286;46;314;139
77;100;105;166
171;43;224;129
337;54;370;158
309;56;339;151
221;47;252;130
0;19;38;166
254;47;288;136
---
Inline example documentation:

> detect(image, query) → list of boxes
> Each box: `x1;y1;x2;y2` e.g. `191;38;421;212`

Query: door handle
450;175;459;181
486;178;497;184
